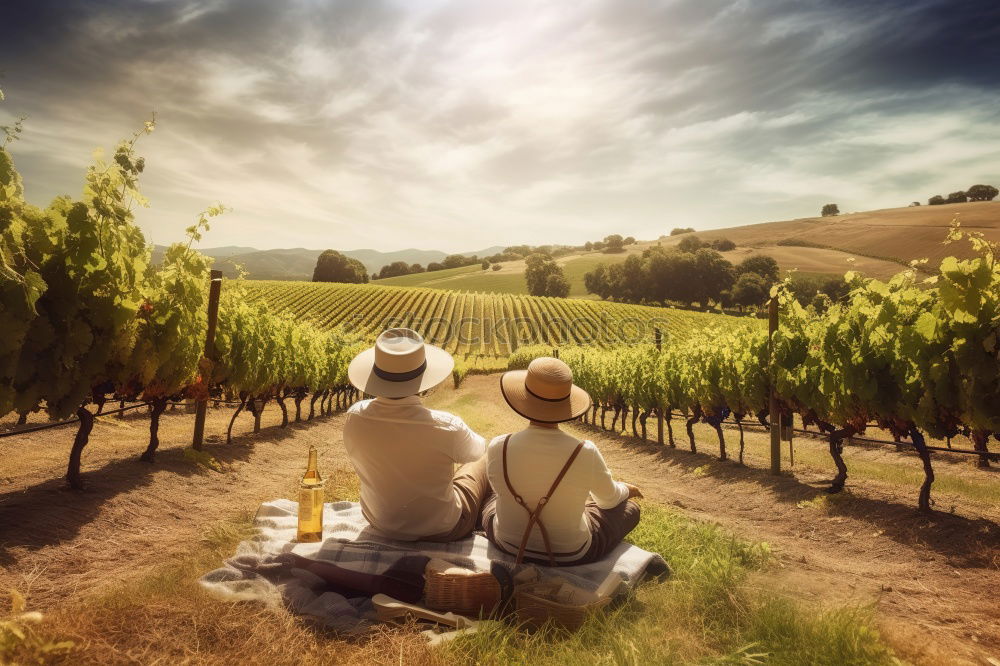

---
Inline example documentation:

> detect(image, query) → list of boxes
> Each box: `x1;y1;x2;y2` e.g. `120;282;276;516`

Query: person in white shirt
343;328;488;541
483;357;643;565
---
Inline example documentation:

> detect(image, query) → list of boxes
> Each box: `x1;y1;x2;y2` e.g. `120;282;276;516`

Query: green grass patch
441;504;893;665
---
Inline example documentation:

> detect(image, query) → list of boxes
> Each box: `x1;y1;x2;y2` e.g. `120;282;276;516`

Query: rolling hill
664;201;1000;267
375;201;1000;297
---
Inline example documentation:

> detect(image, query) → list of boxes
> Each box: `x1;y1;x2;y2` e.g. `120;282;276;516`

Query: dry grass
668;200;1000;267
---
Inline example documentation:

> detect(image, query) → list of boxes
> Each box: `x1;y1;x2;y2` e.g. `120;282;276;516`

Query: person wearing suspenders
482;357;643;566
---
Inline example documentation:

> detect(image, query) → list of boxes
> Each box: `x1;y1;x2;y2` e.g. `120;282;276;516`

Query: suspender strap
501;433;585;566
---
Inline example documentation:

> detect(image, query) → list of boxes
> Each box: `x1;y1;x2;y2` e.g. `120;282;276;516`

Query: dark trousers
482;498;641;566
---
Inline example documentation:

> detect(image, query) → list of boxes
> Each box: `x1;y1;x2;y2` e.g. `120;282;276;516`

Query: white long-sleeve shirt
486;425;630;562
343;396;485;540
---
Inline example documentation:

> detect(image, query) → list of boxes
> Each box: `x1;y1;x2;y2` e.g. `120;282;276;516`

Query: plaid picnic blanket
199;499;669;632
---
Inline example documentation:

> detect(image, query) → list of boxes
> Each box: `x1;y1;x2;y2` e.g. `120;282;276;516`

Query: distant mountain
150;244;508;281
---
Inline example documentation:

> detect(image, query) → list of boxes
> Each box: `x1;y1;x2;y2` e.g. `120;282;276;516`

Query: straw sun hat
348;328;454;398
500;357;591;424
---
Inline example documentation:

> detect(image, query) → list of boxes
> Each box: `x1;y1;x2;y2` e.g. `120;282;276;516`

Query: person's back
482;357;642;566
486;426;628;562
344;395;483;540
341;328;489;542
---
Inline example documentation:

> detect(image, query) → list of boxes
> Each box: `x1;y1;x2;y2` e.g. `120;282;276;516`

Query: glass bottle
296;445;324;542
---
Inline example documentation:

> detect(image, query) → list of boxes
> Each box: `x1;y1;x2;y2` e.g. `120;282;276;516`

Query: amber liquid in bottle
296;445;324;542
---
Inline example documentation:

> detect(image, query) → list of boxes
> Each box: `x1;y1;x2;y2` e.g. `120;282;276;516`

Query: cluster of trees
427;253;483;272
826;184;996;215
313;251;497;284
582;234;637;254
312;250;369;283
928;184;998;205
376;261;426;279
670;227;695;236
583;245;780;309
677;235;736;253
524;253;570;297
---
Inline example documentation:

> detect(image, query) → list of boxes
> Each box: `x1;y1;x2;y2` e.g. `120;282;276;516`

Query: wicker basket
514;580;611;632
424;562;502;617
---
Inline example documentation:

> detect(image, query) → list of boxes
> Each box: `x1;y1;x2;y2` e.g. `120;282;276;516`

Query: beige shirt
486;426;629;562
343;396;485;540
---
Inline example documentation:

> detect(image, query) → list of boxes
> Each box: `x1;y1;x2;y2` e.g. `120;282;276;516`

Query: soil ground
1;374;997;664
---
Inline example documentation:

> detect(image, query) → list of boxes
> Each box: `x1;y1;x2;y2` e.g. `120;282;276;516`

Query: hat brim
500;370;592;424
347;343;454;398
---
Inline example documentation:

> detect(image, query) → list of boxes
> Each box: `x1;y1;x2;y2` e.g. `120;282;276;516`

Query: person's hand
624;482;643;500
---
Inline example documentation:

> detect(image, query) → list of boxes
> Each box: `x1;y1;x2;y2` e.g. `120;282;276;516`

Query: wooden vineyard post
768;296;781;475
192;270;223;450
655;328;664;445
782;413;795;466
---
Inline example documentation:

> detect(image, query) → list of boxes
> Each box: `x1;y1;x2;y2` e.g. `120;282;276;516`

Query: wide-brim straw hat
348;328;454;398
500;357;591;423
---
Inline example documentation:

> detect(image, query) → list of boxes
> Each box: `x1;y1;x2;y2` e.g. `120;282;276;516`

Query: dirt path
1;377;997;665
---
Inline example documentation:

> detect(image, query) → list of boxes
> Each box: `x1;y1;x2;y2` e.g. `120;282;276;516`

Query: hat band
525;384;571;403
373;360;427;382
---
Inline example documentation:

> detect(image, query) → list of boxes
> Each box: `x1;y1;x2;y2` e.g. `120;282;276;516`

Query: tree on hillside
525;253;569;297
410;263;424;273
909;201;921;207
481;259;490;270
584;263;610;300
545;271;570;298
736;255;780;285
711;238;736;251
624;236;636;245
966;184;998;201
442;254;476;269
928;194;945;205
677;235;705;253
821;203;840;216
427;261;443;272
670;227;695;236
946;191;967;204
378;261;412;279
492;263;502;271
731;272;769;310
312;250;369;283
603;234;625;253
584;241;594;251
691;248;735;307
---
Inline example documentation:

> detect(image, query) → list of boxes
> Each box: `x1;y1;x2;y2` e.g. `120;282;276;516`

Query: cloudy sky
2;0;999;252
